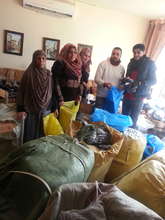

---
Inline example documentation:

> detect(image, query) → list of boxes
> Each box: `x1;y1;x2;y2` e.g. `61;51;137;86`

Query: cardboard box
79;103;94;115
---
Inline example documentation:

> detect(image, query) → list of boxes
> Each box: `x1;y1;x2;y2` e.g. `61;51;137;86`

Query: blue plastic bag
90;108;133;132
104;86;123;113
143;134;165;159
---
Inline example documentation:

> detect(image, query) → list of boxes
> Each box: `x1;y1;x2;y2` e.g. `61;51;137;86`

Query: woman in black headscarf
17;50;57;143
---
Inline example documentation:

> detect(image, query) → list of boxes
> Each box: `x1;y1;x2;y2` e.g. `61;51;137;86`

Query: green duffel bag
0;135;94;220
0;134;94;190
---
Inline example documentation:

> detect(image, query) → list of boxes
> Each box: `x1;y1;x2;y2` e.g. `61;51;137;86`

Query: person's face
81;51;91;64
35;55;46;69
67;47;77;62
133;48;144;60
111;49;122;62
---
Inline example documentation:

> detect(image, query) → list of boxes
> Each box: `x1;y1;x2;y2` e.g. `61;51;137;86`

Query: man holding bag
122;44;156;128
94;47;125;108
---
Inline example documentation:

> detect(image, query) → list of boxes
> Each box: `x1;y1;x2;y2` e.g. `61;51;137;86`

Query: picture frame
78;43;93;54
43;37;60;60
4;30;24;56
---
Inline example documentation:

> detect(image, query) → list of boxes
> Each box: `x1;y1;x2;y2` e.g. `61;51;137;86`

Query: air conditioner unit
23;0;75;18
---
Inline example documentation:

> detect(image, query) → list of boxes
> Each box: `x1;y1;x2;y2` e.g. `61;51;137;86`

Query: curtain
145;19;165;61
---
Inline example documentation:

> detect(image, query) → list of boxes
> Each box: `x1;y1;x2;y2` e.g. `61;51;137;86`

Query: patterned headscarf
58;43;82;76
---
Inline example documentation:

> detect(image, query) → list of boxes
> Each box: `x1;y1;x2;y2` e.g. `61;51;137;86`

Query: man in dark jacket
122;44;156;128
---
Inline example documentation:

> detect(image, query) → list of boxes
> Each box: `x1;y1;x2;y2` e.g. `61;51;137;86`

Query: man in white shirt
94;47;125;108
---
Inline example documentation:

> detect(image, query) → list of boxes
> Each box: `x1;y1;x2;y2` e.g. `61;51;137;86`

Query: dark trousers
95;97;106;109
122;97;143;128
23;112;44;143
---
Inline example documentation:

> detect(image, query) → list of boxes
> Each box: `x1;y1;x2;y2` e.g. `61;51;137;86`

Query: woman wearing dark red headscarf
16;50;58;143
52;43;83;105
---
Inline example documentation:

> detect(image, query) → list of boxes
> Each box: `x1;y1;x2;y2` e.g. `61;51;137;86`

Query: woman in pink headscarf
52;43;83;105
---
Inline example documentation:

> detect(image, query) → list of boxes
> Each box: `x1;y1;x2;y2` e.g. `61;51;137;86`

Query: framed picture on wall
78;43;93;55
4;30;24;56
43;37;60;60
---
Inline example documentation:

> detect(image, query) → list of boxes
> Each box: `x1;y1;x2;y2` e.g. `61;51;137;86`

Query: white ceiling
76;0;165;18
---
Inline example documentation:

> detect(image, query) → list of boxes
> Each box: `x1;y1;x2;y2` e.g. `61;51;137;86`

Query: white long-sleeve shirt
94;58;125;98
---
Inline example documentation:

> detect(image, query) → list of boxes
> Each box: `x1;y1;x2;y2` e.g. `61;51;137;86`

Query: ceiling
76;0;165;18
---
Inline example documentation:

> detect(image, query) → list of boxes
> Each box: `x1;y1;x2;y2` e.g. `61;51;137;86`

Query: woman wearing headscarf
16;50;58;143
79;47;92;101
51;43;83;105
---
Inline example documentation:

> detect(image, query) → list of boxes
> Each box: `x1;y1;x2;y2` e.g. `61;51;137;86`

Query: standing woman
79;48;92;102
17;50;57;143
51;43;82;105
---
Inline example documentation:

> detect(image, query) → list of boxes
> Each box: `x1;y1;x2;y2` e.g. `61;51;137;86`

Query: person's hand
103;82;112;88
59;101;64;106
125;77;131;80
118;85;124;90
17;112;27;121
54;109;59;117
75;96;82;105
83;82;87;88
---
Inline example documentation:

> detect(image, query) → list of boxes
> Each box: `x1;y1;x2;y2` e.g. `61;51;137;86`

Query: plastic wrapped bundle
77;123;112;150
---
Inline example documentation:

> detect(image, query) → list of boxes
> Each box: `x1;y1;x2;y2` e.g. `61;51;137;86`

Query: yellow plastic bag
43;113;64;136
59;101;80;133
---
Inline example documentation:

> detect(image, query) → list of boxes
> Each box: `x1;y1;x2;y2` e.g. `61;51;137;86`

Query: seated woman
79;48;92;102
16;50;58;143
51;43;82;105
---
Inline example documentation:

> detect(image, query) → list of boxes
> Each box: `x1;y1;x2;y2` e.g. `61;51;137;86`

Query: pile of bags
0;79;20;100
1;92;165;219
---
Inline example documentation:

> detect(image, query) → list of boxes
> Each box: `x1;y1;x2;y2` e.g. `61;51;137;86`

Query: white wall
0;0;148;78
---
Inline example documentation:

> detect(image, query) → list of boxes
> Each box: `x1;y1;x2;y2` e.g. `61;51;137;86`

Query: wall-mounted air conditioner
23;0;75;18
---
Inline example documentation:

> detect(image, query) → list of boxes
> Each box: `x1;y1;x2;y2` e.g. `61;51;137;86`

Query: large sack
67;121;124;182
116;149;165;218
39;183;163;220
0;135;94;191
59;101;79;132
106;128;146;181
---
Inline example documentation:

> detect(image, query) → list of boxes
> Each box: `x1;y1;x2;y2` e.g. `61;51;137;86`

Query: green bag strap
9;170;52;196
8;171;52;220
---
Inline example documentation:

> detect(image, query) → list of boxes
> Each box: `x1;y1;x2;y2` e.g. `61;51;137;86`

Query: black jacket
126;55;157;98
